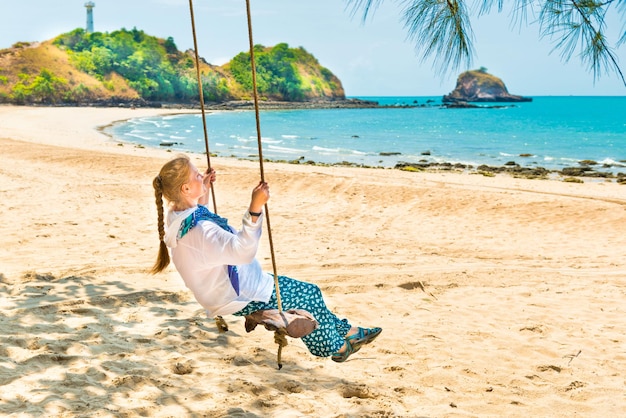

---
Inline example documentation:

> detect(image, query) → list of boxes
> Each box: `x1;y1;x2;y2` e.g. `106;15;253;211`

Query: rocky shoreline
29;99;625;183
36;97;536;110
263;157;626;184
199;98;384;110
65;97;388;110
394;161;626;183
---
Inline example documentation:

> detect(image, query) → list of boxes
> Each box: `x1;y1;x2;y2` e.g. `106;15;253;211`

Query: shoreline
95;104;626;184
1;105;625;416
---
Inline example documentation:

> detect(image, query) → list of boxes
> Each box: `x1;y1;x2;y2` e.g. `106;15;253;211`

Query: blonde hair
151;155;192;274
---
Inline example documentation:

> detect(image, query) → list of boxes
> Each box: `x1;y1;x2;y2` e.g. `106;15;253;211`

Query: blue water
105;96;626;174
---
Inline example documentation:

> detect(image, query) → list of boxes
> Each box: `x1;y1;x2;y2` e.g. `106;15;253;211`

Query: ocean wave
143;118;171;128
311;146;372;156
267;144;307;154
312;145;340;153
261;138;282;144
558;157;580;164
232;135;255;143
124;131;155;141
599;158;626;167
162;115;185;121
104;97;626;174
135;117;162;127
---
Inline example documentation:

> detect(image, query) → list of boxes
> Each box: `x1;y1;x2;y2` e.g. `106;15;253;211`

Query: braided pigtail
150;155;191;274
151;175;171;274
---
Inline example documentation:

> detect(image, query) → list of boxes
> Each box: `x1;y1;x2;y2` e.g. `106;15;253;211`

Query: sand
1;105;625;417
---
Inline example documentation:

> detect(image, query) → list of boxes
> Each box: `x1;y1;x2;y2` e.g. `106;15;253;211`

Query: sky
1;0;625;96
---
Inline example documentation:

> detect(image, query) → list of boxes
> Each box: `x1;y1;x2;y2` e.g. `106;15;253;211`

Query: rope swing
187;0;228;333
243;0;288;368
187;0;216;214
187;0;317;369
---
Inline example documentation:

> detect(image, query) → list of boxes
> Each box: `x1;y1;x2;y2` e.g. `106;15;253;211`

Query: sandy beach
1;105;625;417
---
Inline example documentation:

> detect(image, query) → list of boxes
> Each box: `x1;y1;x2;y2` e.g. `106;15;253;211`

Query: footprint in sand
171;359;193;375
341;383;378;399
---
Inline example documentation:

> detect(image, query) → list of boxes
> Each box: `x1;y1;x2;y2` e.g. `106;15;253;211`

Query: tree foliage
55;28;194;101
49;29;341;103
11;69;69;104
229;43;338;101
347;0;625;85
53;28;237;102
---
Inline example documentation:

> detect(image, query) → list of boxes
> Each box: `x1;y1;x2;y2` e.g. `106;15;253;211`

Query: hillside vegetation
0;28;345;105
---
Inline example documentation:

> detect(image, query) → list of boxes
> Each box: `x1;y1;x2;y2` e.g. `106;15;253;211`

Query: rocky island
443;68;532;104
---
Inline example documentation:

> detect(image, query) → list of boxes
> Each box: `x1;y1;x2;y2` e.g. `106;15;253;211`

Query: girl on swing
151;154;381;362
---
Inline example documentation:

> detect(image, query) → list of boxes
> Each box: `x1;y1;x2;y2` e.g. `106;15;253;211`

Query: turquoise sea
105;96;626;174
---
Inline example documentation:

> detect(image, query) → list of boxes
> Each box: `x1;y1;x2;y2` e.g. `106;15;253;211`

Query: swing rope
188;0;287;367
187;0;217;214
244;0;287;368
244;0;283;314
188;0;228;333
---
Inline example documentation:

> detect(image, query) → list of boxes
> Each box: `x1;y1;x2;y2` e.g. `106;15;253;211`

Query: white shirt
165;206;274;317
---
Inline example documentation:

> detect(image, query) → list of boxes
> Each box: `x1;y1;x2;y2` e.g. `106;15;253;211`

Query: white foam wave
599;158;626;167
235;136;255;143
124;131;154;141
312;145;340;153
267;145;307;154
231;145;257;151
137;118;161;127
261;138;282;144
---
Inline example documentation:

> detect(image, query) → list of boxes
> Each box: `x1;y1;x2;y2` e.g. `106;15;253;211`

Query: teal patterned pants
234;275;352;357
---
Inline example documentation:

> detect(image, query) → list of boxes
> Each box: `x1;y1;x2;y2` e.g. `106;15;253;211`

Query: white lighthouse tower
85;2;95;33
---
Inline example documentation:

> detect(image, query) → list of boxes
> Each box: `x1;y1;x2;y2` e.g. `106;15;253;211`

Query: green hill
0;28;345;105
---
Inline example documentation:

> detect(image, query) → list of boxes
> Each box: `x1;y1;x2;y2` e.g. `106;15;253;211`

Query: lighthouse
85;2;95;33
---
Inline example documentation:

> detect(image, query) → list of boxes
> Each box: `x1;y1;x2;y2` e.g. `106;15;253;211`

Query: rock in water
443;69;532;103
